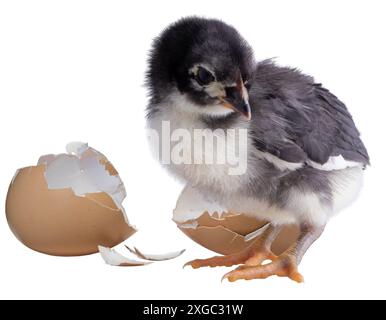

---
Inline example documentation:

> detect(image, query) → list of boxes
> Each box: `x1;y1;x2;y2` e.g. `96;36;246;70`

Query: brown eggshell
6;165;136;256
174;188;300;255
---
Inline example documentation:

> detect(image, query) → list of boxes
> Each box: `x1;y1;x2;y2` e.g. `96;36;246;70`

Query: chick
146;17;369;282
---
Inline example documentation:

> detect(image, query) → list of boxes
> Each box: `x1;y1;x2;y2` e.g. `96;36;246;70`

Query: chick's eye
195;66;215;86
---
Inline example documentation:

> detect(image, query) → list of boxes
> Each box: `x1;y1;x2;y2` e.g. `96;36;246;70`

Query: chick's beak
220;78;251;120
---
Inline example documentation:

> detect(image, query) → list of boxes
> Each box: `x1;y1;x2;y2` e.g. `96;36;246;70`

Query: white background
0;0;385;300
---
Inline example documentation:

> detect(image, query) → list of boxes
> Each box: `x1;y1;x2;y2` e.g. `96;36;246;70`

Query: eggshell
125;246;186;261
98;246;152;266
174;186;300;255
98;246;185;266
5;143;136;256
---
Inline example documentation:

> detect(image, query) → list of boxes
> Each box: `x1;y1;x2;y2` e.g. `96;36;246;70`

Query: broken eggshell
125;246;186;261
173;186;300;256
98;245;186;266
98;246;152;266
5;142;136;256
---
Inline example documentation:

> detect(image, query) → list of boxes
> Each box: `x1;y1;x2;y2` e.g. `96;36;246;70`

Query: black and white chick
146;17;369;282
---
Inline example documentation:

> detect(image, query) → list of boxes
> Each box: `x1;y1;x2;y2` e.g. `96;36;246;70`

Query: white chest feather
147;93;251;193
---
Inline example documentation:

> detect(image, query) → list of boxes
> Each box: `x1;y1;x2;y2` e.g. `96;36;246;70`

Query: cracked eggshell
125;246;186;261
173;186;300;255
5;143;136;256
98;246;152;267
98;246;185;266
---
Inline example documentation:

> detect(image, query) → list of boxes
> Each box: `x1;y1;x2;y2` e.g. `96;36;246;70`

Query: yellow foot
222;254;304;283
184;246;277;269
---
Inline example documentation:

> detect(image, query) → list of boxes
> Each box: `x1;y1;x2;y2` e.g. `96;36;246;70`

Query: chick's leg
223;223;325;283
184;224;282;269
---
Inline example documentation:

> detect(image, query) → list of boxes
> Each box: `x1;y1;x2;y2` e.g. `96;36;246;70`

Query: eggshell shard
125;246;186;261
174;186;300;255
6;142;136;256
98;246;152;267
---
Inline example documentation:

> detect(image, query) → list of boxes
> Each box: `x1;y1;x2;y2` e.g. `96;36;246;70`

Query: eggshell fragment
6;142;136;256
125;246;186;261
174;186;300;255
98;246;151;267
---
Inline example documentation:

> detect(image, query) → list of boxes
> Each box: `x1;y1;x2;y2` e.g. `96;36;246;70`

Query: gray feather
249;60;370;167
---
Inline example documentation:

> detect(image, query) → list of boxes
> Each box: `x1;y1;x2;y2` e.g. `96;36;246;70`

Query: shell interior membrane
39;142;127;215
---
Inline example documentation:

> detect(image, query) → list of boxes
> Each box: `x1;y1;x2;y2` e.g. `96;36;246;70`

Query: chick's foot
222;253;304;283
184;245;277;269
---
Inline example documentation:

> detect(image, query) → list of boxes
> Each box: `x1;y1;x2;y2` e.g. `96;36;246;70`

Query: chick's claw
222;254;304;283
